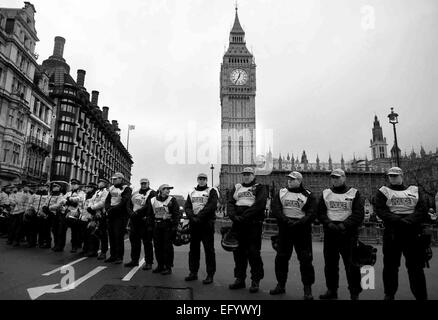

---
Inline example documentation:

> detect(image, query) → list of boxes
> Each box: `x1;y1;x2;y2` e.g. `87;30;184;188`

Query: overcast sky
4;0;438;195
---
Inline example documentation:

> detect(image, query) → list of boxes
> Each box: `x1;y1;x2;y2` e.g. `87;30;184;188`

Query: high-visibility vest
233;184;256;207
109;185;127;206
190;188;211;215
151;196;173;219
279;188;309;219
323;188;358;222
131;189;152;212
379;186;418;215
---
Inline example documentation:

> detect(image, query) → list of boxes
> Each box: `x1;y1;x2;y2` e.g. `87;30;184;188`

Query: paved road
0;233;437;300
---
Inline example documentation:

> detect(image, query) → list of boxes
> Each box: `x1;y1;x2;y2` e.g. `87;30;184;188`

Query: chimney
91;91;99;106
102;106;109;121
53;36;66;58
54;67;64;86
77;69;86;87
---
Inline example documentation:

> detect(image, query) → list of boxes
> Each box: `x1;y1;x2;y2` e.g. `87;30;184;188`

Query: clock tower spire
220;6;257;190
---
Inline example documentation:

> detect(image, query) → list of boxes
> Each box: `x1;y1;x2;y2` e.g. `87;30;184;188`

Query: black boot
304;285;313;300
229;278;246;290
249;280;260;293
203;275;214;285
124;261;139;268
142;263;152;271
153;266;164;273
269;284;286;295
97;252;106;260
319;290;338;300
185;273;198;281
384;295;394;301
350;293;359;301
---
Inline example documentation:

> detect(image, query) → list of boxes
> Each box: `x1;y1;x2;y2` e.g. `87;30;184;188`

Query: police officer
125;178;157;269
80;182;98;255
86;178;110;259
147;184;179;275
184;173;218;285
7;184;27;247
32;183;52;248
317;169;364;300
44;183;66;252
227;167;268;293
270;171;317;299
0;185;10;237
62;179;86;253
375;167;428;300
104;172;132;264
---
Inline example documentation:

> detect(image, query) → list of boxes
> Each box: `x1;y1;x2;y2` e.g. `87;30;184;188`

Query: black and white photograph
0;0;437;310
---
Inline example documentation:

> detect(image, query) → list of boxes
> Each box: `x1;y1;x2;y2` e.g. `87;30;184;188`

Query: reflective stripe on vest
131;190;152;212
233;184;256;207
190;188;210;215
379;186;418;215
109;185;127;206
151;196;173;219
323;188;358;222
279;188;308;219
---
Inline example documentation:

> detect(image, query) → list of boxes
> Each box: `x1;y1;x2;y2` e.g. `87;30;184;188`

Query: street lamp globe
388;107;399;125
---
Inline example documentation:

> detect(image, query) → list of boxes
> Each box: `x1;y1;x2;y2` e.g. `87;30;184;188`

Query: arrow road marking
42;257;88;276
28;266;107;300
122;258;145;281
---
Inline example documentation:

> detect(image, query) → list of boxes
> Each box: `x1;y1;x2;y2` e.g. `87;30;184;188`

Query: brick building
41;36;133;184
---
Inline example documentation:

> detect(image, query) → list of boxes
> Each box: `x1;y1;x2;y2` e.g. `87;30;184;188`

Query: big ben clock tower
219;7;257;192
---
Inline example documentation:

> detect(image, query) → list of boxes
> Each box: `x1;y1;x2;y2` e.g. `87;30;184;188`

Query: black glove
337;223;347;233
328;223;339;232
234;215;244;223
191;216;201;224
400;218;413;226
42;206;50;215
287;219;297;228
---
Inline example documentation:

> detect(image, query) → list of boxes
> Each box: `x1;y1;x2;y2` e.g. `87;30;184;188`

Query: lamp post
210;164;215;187
388;107;400;167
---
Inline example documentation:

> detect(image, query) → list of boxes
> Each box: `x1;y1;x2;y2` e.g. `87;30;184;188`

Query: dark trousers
69;220;83;250
98;218;109;254
23;215;38;246
232;221;264;281
382;229;428;300
153;220;174;268
0;212;9;235
189;220;216;276
78;221;89;252
37;216;52;246
129;218;154;264
52;214;67;250
323;228;362;295
275;223;315;286
108;214;127;260
8;213;23;243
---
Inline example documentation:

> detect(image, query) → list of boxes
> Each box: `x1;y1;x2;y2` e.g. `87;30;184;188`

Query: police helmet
173;223;191;246
352;241;377;267
220;226;239;252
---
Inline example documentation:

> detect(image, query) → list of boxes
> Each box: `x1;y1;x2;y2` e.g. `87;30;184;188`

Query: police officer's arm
240;184;268;221
197;189;218;222
271;192;288;224
375;190;402;223
300;192;318;225
227;186;237;220
91;189;109;211
169;197;180;228
340;190;364;230
317;194;331;226
184;194;194;220
104;192;112;212
403;190;428;225
136;190;157;218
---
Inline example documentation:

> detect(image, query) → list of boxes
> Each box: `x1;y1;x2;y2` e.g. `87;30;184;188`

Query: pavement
0;232;437;300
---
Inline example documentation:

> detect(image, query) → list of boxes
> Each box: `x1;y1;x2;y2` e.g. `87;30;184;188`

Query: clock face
230;69;248;86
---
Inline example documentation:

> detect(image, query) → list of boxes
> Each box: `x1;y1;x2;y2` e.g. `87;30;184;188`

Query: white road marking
122;258;145;281
42;257;88;276
29;266;107;300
